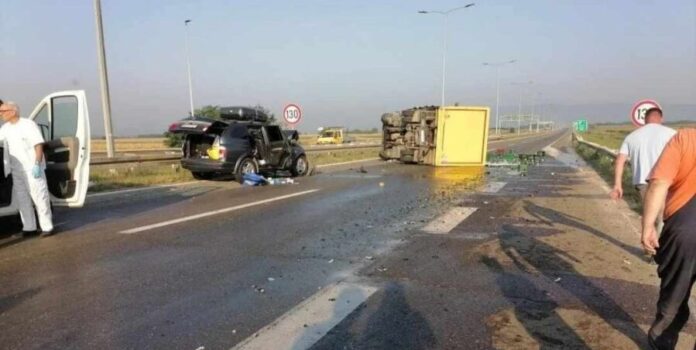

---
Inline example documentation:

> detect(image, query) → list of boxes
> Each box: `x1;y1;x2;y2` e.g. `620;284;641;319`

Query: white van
0;90;91;220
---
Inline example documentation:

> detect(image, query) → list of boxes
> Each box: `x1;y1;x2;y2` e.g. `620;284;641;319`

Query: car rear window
225;124;248;139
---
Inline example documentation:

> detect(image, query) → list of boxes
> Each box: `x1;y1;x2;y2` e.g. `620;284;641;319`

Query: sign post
630;99;661;127
283;104;302;129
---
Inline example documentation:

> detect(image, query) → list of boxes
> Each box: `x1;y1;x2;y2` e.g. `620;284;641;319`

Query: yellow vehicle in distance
316;127;352;145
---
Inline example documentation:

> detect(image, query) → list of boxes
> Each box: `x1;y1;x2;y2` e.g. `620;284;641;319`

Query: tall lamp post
184;19;195;118
511;81;533;135
483;59;516;135
93;0;115;157
418;3;475;107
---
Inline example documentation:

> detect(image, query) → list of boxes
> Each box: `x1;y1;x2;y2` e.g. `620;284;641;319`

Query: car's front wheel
291;155;309;177
236;158;258;183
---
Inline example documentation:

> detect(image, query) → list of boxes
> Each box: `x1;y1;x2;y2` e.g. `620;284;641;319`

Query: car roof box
220;107;269;123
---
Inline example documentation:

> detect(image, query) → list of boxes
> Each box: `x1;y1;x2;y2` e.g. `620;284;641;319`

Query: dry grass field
582;122;696;150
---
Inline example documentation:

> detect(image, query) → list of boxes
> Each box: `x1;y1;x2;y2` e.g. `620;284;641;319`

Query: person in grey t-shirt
611;107;676;231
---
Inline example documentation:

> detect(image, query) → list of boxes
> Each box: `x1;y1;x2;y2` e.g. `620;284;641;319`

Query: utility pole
419;3;475;107
93;0;115;158
184;19;195;118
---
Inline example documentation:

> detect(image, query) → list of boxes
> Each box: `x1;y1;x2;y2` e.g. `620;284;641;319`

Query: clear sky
1;0;695;136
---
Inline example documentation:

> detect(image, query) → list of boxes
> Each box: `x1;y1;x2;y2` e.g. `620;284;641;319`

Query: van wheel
291;155;309;177
192;172;213;180
236;158;258;183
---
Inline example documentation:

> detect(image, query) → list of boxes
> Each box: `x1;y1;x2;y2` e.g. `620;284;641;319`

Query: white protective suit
0;118;53;232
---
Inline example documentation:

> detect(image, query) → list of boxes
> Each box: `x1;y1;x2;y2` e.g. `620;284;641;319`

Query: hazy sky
1;0;695;136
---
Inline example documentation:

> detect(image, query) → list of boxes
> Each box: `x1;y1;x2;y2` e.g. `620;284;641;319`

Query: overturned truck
379;106;490;167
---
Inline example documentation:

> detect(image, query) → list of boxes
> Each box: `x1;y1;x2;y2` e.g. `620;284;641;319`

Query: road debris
328;259;334;264
267;277;275;282
554;277;562;283
365;256;374;261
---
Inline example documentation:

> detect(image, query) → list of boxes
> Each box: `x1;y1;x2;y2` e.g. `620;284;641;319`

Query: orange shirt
649;129;696;219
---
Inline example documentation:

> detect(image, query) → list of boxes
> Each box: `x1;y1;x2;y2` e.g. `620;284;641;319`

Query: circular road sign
283;104;302;125
631;99;661;127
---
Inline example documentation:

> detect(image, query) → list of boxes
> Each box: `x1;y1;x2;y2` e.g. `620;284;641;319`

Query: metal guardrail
90;131;550;166
573;133;618;159
91;143;383;166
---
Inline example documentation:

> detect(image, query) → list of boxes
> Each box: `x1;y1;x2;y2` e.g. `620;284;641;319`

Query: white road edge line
119;189;320;234
422;207;478;234
87;181;200;198
315;158;381;169
231;282;378;350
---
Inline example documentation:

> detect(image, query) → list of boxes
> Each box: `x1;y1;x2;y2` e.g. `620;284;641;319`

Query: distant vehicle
168;106;309;182
316;127;354;145
1;90;92;219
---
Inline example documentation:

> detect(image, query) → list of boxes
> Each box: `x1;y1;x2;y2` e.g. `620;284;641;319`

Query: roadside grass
88;148;380;192
89;163;194;192
582;122;696;151
574;142;642;212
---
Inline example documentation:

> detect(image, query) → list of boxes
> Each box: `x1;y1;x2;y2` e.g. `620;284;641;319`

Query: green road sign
574;119;588;132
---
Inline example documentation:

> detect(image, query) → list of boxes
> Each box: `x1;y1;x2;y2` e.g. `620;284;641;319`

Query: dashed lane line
231;282;378;350
482;182;507;193
119;189;320;234
422;207;478;234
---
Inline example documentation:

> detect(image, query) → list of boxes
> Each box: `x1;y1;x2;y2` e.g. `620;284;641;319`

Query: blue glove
32;164;41;179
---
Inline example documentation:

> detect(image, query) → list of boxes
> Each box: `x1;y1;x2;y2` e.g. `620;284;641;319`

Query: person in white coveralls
0;100;54;237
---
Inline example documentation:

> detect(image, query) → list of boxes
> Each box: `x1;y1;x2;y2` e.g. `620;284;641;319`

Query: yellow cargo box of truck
434;106;490;167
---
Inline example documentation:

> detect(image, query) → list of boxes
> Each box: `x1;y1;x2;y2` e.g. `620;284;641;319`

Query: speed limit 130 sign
631;99;661;127
283;104;302;125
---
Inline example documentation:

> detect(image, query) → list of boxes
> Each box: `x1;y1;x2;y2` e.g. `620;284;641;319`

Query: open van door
29;91;90;207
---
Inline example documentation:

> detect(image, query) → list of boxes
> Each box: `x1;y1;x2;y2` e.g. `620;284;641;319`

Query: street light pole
184;19;195;118
93;0;115;158
483;59;516;135
511;81;533;135
419;3;475;107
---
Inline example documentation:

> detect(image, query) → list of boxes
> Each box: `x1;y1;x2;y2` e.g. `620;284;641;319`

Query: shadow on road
0;287;41;315
310;283;436;350
523;201;646;259
482;223;648;348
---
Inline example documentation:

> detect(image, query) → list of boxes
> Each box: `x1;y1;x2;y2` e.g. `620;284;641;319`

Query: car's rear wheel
291;155;309;177
192;171;214;180
236;158;258;183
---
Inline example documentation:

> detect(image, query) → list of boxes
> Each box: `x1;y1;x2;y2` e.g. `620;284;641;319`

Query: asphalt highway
0;130;566;349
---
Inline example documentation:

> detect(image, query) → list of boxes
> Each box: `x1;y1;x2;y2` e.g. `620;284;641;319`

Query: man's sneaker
40;230;55;238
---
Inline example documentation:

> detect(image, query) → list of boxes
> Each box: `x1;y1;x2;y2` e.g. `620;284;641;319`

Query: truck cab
0;91;91;219
316;127;347;145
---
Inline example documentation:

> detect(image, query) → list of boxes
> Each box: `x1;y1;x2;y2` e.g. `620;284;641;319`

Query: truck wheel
192;172;213;180
236;158;258;183
291;155;309;177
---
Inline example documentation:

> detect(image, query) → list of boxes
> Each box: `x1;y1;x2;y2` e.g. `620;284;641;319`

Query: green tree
195;105;221;119
253;104;277;125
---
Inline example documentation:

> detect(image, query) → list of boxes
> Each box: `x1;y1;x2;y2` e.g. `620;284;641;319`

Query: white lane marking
231;282;377;350
315;158;381;169
87;181;201;198
422;207;478;234
482;182;507;193
119;189;320;234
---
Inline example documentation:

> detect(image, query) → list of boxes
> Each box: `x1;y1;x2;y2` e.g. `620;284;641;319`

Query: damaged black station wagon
168;107;309;182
